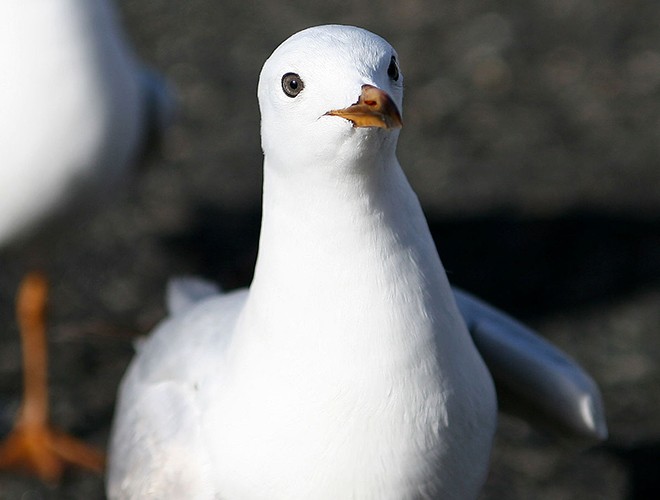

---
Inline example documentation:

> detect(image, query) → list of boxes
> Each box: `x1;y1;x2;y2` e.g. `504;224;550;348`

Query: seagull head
257;25;404;173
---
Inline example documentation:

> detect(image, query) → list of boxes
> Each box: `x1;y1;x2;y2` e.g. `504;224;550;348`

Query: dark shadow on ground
162;205;261;291
163;204;660;320
607;441;660;500
432;211;660;318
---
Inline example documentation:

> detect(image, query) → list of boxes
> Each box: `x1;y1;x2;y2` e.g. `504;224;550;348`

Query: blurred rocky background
1;0;659;498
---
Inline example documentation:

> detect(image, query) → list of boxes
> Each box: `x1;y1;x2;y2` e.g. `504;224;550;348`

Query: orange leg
0;272;105;483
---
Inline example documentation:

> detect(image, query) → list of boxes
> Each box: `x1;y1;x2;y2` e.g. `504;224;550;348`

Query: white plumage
0;0;173;246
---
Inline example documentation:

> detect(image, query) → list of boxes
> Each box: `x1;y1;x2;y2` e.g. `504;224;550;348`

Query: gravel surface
1;1;659;498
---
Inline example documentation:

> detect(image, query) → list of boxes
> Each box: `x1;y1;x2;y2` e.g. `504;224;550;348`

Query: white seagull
0;0;173;247
107;25;605;499
0;0;173;483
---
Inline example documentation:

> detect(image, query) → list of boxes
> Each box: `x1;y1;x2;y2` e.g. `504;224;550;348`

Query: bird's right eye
282;73;304;97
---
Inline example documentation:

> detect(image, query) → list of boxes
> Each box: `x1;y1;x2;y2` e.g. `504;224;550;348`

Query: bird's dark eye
387;56;399;81
282;73;304;97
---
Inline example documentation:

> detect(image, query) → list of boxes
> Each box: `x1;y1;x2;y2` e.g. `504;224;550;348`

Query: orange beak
325;84;403;129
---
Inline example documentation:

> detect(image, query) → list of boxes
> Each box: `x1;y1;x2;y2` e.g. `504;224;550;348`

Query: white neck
239;149;461;361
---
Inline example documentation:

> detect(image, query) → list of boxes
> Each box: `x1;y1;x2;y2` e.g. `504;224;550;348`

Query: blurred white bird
107;25;605;499
0;0;173;247
0;0;173;483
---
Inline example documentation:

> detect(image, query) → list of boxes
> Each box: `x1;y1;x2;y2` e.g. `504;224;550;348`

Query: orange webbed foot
0;272;105;483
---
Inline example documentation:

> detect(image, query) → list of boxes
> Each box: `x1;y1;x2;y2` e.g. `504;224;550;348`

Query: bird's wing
166;276;222;315
106;380;215;499
452;287;607;444
107;289;248;498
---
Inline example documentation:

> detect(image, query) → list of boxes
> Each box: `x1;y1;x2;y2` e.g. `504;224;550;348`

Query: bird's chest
206;315;460;499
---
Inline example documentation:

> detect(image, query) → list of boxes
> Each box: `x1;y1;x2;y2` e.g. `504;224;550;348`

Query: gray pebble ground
1;1;659;498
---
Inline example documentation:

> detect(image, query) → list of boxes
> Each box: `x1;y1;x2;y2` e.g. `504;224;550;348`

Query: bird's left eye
387;56;399;81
